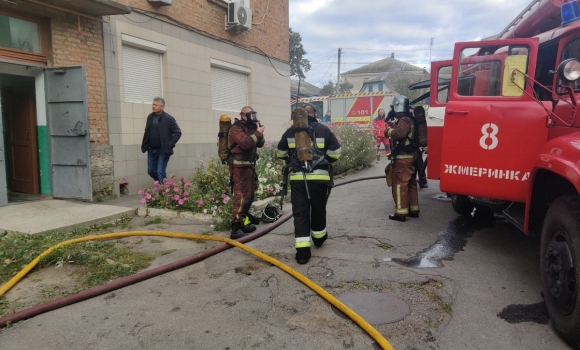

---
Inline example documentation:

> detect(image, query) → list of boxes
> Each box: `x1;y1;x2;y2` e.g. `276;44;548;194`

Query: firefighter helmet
391;95;410;113
261;204;283;223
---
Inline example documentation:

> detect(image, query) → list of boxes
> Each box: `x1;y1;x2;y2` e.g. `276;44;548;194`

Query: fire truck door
440;38;548;202
427;60;452;180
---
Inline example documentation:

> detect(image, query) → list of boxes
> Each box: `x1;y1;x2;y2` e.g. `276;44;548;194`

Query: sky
289;0;535;88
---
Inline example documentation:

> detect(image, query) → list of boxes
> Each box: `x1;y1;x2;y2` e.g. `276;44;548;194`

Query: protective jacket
228;119;264;167
141;111;182;157
386;113;416;159
276;117;341;182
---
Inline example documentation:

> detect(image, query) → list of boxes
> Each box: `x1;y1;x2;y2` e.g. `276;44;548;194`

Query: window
457;45;529;97
0;11;47;64
368;85;373;92
378;82;383;91
211;62;249;111
122;45;162;103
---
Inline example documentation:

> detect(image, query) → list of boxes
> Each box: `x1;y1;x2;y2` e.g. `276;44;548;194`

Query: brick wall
116;0;289;62
50;12;108;144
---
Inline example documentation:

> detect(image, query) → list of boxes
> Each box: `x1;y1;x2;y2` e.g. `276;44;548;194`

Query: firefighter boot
295;247;311;264
230;222;250;240
388;214;406;222
312;232;327;248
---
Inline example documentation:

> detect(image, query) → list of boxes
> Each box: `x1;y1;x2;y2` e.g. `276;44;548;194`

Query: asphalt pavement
0;160;574;350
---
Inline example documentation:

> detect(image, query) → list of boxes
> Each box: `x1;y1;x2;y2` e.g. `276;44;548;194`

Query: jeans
147;147;170;183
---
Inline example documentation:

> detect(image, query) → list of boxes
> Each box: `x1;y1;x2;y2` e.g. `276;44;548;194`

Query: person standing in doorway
141;97;182;183
228;106;265;239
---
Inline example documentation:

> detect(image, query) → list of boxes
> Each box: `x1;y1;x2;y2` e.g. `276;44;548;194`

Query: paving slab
0;199;136;234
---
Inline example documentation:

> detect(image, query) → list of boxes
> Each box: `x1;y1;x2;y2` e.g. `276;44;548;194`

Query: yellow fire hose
0;231;395;350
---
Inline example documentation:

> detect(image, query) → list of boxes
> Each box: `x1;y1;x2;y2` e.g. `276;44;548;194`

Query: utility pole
337;47;341;93
430;38;434;63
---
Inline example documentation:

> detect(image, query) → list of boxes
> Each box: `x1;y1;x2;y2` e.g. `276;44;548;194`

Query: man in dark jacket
141;97;182;183
229;106;265;239
276;104;341;264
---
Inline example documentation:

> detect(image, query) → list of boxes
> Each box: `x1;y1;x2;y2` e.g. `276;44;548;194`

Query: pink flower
165;189;170;193
223;196;230;203
197;199;203;207
154;181;159;185
221;193;227;199
272;191;277;195
184;182;192;187
138;190;143;195
178;199;184;205
146;193;152;199
183;191;189;196
151;197;156;201
215;200;220;203
180;176;184;181
173;195;180;201
173;187;179;192
140;198;146;204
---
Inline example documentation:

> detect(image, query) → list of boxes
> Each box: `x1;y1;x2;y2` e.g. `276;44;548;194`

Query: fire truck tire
540;195;580;348
451;194;474;216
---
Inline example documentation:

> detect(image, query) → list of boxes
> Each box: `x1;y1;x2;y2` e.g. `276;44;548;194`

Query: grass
0;216;153;288
144;217;163;225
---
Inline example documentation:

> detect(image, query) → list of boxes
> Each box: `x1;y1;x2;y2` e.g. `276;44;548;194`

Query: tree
319;79;354;96
319;79;336;96
289;28;311;80
393;78;422;104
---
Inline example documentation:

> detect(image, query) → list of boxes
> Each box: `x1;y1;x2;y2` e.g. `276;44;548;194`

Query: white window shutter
211;66;247;111
122;45;162;103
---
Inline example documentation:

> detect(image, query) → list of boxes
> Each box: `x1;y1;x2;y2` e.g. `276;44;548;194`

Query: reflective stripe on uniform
295;236;311;248
250;134;258;143
287;137;296;148
311;228;326;239
315;137;325;148
395;154;414;159
410;205;420;212
327;147;341;160
233;159;253;165
244;216;251;226
289;169;330;181
277;149;288;158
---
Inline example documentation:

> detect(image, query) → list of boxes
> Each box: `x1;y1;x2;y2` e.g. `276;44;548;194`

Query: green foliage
393;78;423;103
319;79;355;95
289;28;311;79
138;125;375;229
330;123;376;175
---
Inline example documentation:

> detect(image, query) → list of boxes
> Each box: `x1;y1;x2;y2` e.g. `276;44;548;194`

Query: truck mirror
502;55;527;97
557;58;580;83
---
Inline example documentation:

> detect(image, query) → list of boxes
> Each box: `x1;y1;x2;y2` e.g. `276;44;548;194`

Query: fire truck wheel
540;195;580;348
451;194;474;216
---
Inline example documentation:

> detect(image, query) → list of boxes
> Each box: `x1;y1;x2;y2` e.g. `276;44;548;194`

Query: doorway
0;74;40;199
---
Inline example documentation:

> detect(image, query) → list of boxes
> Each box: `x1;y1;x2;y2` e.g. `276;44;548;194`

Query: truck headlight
558;58;580;82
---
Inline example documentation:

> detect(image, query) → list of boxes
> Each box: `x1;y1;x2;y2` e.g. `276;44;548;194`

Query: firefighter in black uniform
276;104;342;264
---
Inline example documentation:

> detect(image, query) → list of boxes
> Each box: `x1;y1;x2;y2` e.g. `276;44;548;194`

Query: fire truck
291;91;397;129
427;0;580;345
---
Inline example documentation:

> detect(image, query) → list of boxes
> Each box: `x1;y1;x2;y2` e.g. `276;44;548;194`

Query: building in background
291;78;320;99
0;0;290;206
341;53;430;94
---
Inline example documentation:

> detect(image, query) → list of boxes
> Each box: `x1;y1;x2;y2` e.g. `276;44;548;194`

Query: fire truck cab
428;1;580;346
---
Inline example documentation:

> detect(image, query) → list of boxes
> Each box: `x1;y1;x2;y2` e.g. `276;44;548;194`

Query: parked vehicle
428;1;580;346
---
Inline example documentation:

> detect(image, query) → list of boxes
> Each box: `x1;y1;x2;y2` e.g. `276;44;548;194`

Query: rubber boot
388;214;406;222
295;247;311;264
409;212;420;218
312;232;327;248
230;222;250;239
241;223;256;233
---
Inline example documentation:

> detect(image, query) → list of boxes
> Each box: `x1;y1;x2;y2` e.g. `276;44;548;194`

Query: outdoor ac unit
227;2;252;31
147;0;172;6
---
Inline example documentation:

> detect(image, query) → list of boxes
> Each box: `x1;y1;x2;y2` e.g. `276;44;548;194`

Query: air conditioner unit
147;0;172;6
226;2;252;32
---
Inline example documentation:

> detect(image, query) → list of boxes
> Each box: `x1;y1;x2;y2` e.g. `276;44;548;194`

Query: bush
138;124;375;228
330;123;376;175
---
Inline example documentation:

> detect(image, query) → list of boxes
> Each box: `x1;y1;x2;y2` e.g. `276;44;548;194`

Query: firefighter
277;104;341;264
372;108;392;161
229;106;265;239
385;96;420;222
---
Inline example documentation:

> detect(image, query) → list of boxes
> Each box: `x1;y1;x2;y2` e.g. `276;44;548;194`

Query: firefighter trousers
375;137;391;156
230;166;256;225
290;180;331;247
391;158;419;216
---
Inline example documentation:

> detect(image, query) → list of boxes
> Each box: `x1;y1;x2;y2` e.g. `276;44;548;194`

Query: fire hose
0;175;391;349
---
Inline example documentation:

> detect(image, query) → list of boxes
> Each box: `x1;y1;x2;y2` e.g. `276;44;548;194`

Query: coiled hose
0;175;392;349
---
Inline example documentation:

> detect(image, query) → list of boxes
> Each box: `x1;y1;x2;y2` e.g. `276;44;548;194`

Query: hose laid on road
0;175;392;349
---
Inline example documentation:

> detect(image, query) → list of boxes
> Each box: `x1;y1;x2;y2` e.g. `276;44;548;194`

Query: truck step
502;202;525;232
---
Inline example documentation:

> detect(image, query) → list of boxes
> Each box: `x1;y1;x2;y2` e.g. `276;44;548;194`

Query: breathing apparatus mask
261;204;283;223
242;110;259;128
391;95;410;113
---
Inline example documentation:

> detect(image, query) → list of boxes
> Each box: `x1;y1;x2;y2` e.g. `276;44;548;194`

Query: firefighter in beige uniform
384;95;419;222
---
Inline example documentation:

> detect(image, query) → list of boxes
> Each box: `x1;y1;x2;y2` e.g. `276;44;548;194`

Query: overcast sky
289;0;535;87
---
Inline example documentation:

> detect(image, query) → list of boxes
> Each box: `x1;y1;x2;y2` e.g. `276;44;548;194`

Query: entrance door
440;38;547;202
45;66;92;200
3;88;39;194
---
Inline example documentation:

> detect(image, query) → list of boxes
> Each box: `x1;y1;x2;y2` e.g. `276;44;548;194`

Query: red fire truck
291;91;396;129
428;0;580;345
